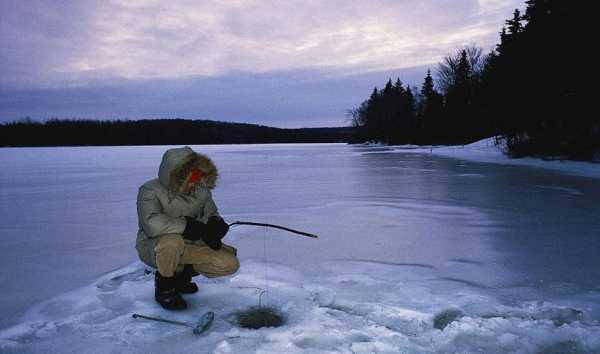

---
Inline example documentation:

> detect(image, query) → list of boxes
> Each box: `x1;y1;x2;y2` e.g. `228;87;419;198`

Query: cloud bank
0;0;524;126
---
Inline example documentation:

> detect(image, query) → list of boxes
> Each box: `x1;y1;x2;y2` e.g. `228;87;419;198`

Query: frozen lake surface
1;143;599;353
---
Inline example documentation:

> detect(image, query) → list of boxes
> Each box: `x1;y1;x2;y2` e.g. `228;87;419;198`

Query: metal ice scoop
132;311;214;335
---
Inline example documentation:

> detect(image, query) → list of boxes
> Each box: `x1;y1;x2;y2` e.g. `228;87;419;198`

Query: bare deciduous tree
436;45;486;94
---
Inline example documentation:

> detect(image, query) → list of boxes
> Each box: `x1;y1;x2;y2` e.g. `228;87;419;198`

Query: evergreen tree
421;70;435;100
442;50;475;143
507;9;524;36
364;87;381;141
419;70;444;143
497;28;508;54
405;87;415;116
394;78;405;95
381;79;395;143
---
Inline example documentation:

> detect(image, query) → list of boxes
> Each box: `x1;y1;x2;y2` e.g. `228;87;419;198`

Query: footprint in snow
96;267;152;292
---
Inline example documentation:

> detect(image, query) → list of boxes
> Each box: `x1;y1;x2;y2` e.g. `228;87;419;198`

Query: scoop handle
132;313;193;329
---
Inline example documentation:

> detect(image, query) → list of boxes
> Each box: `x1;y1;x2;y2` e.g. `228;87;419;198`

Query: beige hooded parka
135;146;221;268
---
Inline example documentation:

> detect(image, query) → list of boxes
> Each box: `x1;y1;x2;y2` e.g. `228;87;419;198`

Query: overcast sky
0;0;523;127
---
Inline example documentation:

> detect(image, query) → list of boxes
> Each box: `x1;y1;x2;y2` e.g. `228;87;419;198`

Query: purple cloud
0;0;525;126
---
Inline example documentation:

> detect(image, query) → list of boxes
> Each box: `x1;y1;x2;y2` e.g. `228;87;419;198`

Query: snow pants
154;234;239;278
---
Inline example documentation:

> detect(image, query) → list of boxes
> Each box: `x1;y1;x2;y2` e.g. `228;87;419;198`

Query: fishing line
228;220;318;307
226;152;319;330
263;223;269;307
263;153;270;308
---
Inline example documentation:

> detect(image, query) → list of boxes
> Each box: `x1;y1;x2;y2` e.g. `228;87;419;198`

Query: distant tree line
0;118;354;147
349;0;597;160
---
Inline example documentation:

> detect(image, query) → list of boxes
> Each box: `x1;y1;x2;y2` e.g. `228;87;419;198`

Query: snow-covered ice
1;142;599;353
2;260;599;354
385;138;600;179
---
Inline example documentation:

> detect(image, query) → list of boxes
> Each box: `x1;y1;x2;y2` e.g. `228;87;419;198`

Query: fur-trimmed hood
158;146;218;193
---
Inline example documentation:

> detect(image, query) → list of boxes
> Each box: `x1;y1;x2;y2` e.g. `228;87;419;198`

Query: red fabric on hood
188;168;203;184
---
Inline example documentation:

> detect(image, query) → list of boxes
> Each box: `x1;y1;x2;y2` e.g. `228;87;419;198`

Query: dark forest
348;0;596;160
0;118;353;147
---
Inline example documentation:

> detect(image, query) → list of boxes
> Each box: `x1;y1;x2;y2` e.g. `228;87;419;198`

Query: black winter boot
155;271;187;310
175;265;199;294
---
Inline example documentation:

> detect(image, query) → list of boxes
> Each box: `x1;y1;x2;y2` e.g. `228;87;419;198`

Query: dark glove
182;217;206;241
206;216;229;240
203;235;222;251
184;216;222;250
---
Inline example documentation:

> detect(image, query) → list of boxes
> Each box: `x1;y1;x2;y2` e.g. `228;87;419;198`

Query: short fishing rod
228;221;319;239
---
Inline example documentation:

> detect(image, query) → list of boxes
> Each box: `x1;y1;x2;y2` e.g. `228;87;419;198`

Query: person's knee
195;254;239;278
154;234;185;256
214;254;240;276
222;255;240;275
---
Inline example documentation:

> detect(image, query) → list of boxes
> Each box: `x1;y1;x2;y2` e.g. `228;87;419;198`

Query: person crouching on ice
135;146;239;310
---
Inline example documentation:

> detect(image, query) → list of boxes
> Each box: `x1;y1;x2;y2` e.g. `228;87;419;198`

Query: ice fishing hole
235;306;285;329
